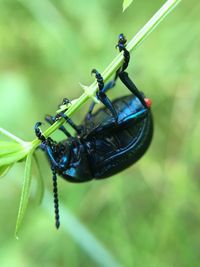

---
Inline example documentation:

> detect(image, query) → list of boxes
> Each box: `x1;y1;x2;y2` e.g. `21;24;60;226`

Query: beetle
34;34;153;228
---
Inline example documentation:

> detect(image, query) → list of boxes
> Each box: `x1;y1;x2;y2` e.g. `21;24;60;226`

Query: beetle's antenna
51;166;60;229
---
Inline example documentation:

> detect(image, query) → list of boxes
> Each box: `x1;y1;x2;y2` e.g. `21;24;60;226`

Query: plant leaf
123;0;133;12
0;141;24;156
0;149;28;167
0;127;25;144
0;164;13;178
15;152;33;238
0;141;32;167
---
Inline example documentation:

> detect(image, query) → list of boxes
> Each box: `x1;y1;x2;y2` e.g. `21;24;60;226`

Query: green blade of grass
15;151;34;238
0;141;25;156
0;127;25;144
123;0;133;12
0;140;32;167
0;149;29;167
0;164;13;178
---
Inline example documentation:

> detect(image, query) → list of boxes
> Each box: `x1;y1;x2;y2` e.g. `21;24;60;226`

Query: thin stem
0;127;26;145
31;0;181;149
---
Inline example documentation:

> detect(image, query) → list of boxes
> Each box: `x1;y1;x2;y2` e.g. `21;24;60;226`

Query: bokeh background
0;0;200;266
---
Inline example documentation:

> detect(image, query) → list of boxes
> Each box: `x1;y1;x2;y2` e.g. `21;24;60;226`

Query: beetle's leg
35;122;59;165
85;102;96;120
92;69;118;122
34;122;46;142
57;112;83;135
34;122;71;169
86;34;128;121
116;33;130;72
86;33;128;121
35;123;65;168
118;71;150;108
58;98;84;134
85;75;118;120
44;98;73;137
45;115;72;137
116;34;151;109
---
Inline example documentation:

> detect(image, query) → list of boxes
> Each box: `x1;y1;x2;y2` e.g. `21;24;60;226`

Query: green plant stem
31;0;181;149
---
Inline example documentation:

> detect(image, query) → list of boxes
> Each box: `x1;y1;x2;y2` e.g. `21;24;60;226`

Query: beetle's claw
34;121;46;142
91;69;98;76
91;69;104;91
58;98;71;109
118;33;127;45
116;33;127;52
62;98;71;105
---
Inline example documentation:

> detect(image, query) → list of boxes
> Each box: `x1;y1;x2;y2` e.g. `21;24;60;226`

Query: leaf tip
122;0;133;12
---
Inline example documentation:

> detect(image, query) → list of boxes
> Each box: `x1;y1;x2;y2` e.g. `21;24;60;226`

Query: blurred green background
0;0;200;266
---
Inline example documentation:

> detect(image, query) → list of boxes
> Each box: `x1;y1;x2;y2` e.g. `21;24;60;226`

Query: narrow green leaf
0;141;24;156
0;164;13;178
15;152;33;238
0;127;25;144
33;154;45;205
0;149;28;167
123;0;133;12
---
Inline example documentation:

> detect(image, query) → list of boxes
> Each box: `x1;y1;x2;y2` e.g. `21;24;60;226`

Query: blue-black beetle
35;34;153;228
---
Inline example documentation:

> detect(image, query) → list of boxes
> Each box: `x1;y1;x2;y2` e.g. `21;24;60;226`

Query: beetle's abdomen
90;112;153;178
